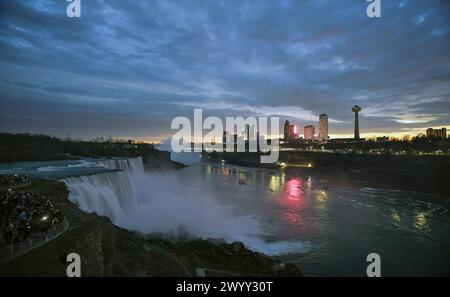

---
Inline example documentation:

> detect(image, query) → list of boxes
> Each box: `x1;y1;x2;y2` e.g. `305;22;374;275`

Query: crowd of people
0;188;64;247
0;174;30;188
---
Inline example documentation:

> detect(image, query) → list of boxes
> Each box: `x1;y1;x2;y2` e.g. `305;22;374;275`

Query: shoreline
202;151;450;197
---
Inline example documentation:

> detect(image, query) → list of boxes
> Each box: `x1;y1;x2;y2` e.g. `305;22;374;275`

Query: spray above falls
62;157;144;221
60;157;313;256
61;156;253;241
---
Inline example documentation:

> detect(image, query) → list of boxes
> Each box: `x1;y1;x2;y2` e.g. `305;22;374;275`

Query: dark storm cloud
0;0;449;139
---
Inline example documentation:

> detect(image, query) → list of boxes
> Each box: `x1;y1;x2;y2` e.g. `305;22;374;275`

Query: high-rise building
222;131;229;151
318;114;328;142
245;124;256;142
290;124;298;139
284;120;290;140
283;120;298;141
426;128;447;139
304;125;315;140
257;132;265;146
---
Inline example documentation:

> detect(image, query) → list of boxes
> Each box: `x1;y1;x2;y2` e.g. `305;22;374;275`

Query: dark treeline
205;150;450;172
278;151;450;171
0;133;157;163
282;136;450;154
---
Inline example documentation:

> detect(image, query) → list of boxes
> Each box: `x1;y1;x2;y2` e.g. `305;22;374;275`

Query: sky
0;0;449;142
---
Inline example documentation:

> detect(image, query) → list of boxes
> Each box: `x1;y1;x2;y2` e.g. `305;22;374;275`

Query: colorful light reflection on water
202;163;450;276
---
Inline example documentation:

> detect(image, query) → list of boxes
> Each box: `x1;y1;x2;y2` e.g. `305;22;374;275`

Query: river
1;154;449;276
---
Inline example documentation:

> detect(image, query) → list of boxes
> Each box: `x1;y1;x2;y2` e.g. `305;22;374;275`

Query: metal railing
0;217;69;263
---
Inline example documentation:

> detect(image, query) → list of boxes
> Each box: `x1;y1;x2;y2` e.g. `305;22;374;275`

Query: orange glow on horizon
113;125;450;143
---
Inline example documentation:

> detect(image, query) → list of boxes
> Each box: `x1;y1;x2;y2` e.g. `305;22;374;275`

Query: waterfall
62;169;138;222
98;156;144;173
61;157;144;223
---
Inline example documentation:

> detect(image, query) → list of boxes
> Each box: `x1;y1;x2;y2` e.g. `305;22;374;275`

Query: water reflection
284;178;303;202
391;211;401;222
315;189;328;211
206;164;262;187
282;178;308;226
206;164;239;177
414;212;427;230
270;175;282;192
316;190;327;202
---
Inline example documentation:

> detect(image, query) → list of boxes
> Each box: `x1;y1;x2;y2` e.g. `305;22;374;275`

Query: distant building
245;124;256;142
257;132;265;150
283;120;298;141
283;120;290;140
376;136;389;142
318;114;328;142
222;131;229;151
426;128;447;139
290;125;298;139
304;125;315;140
328;138;365;144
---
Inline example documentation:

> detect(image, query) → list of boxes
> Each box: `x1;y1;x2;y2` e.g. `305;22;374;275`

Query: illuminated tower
304;125;315;140
318;114;328;142
352;105;362;140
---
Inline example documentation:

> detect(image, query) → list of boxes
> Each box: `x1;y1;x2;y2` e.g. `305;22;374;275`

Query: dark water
1;157;449;276
190;162;450;276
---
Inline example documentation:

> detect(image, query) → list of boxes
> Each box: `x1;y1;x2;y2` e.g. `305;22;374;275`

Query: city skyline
0;0;449;143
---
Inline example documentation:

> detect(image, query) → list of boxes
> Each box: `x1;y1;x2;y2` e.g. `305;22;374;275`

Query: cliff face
0;180;303;277
143;149;186;171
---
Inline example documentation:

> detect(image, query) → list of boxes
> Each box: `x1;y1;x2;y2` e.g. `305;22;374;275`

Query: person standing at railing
3;220;14;245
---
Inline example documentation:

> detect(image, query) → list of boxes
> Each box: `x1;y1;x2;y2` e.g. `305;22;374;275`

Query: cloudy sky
0;0;449;141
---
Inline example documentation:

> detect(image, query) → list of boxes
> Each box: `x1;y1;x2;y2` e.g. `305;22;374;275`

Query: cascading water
61;156;313;256
62;157;143;222
61;157;262;244
98;157;144;173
